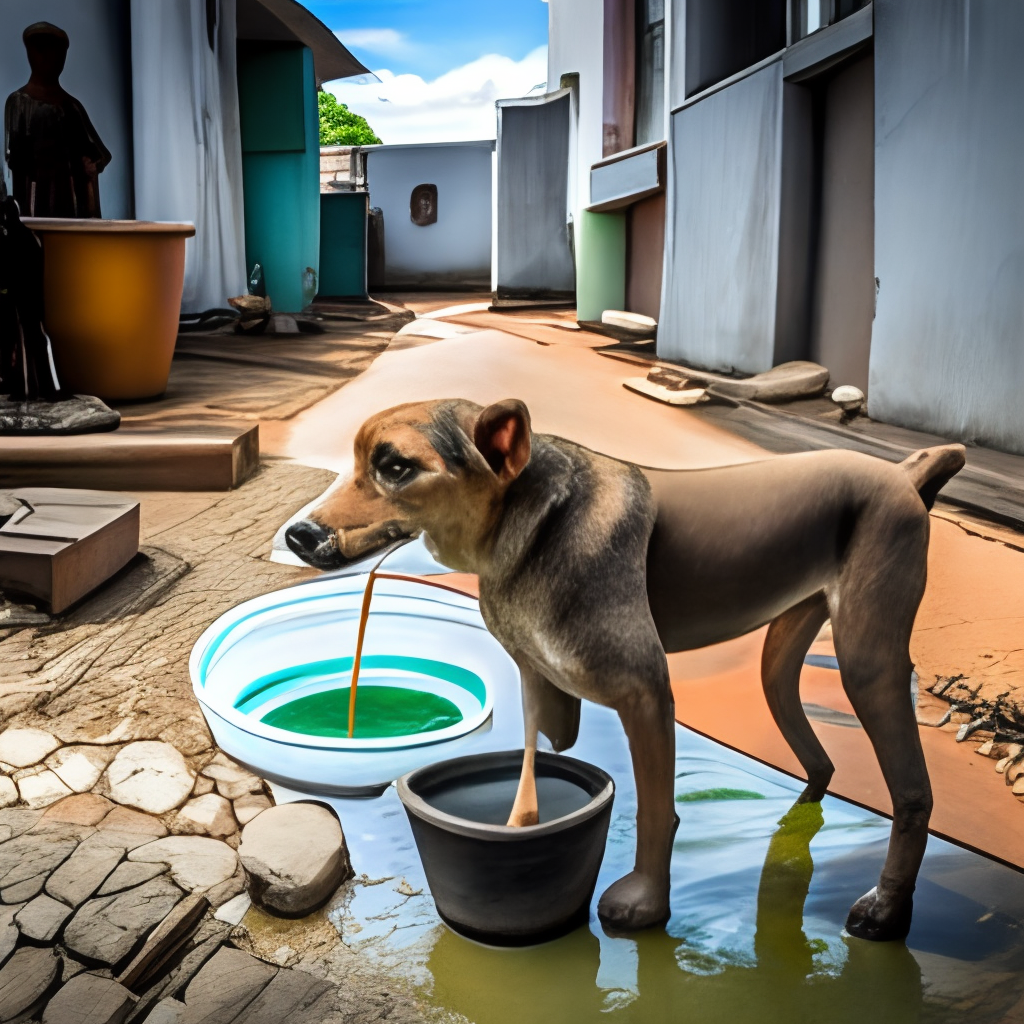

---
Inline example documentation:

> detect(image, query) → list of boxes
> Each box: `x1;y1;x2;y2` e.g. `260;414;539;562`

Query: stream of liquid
344;567;474;738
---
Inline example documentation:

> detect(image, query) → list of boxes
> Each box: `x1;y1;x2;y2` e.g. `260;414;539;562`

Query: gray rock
97;862;166;897
63;877;183;969
173;795;236;838
239;804;351;918
105;743;195;816
0;728;60;769
0;905;21;969
0;809;44;839
705;360;830;403
241;969;333;1024
42;972;136;1024
46;747;115;795
144;1000;186;1024
0;946;60;1021
0;826;80;895
2;876;48;904
17;768;73;809
211;893;249;927
0;395;120;436
46;835;127;907
231;794;271;826
127;837;237;893
180;948;277;1024
15;894;71;942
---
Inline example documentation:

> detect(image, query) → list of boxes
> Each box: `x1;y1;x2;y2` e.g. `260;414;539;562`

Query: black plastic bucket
397;749;614;946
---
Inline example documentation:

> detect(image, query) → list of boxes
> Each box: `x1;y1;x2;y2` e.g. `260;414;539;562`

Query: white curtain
131;0;247;312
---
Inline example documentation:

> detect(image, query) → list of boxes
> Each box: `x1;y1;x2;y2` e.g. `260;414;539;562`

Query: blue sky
304;0;550;144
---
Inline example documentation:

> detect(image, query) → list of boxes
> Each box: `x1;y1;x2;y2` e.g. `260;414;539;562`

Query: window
635;0;666;145
792;0;870;42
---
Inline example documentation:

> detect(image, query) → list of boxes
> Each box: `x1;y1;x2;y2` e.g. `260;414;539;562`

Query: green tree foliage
318;91;381;146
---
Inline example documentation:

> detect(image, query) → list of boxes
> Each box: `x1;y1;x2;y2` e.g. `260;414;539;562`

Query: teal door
237;43;320;313
319;192;368;299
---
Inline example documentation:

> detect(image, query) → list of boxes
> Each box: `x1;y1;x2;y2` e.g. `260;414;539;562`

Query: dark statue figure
0;177;61;401
0;22;119;434
4;22;111;219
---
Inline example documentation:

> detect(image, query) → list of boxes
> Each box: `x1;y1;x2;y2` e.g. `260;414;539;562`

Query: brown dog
285;398;965;941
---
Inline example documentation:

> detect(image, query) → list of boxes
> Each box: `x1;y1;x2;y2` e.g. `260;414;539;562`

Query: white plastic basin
189;573;518;795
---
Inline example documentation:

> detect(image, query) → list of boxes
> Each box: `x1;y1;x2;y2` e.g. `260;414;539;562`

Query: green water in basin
261;685;463;739
232;655;485;739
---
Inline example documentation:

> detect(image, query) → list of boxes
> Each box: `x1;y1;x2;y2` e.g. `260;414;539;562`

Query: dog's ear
473;400;531;482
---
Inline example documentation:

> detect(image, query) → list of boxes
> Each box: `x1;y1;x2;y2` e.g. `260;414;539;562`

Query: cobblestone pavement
0;462;434;1023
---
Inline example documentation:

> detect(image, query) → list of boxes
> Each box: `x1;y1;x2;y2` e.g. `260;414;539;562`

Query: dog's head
285;398;532;571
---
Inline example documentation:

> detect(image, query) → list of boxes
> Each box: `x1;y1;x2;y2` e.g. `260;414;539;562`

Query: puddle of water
288;699;1024;1024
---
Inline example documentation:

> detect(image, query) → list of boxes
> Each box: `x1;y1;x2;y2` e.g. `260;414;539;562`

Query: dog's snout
285;519;336;566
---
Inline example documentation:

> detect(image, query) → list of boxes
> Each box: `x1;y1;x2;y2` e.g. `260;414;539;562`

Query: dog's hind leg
830;508;932;942
761;593;833;803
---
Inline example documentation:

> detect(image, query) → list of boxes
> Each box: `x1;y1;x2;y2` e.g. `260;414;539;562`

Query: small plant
318;91;381;146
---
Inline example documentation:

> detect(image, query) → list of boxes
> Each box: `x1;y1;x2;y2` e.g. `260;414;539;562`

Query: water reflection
321;707;1024;1024
426;800;929;1024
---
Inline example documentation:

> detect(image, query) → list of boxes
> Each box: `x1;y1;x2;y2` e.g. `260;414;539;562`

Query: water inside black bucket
423;769;593;826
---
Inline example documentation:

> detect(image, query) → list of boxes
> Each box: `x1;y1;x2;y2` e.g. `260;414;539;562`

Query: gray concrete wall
658;61;784;373
367;142;493;288
870;0;1024;453
0;0;133;218
809;50;874;393
496;93;576;298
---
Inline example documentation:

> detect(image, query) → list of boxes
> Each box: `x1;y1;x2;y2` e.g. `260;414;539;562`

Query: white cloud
324;46;549;145
334;28;414;58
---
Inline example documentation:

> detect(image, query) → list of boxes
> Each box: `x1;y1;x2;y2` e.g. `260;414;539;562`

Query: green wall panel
238;43;320;312
575;209;626;321
319;192;368;299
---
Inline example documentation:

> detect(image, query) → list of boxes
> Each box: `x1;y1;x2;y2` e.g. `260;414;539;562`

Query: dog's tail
900;444;966;510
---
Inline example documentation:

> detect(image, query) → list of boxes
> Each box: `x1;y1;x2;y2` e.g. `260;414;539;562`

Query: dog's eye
380;460;417;484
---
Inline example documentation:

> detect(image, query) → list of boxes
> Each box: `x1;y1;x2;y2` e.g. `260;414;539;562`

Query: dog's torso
471;437;930;700
473;435;666;707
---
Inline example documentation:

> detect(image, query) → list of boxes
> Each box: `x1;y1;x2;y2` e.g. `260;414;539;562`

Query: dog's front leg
506;661;543;827
598;684;678;931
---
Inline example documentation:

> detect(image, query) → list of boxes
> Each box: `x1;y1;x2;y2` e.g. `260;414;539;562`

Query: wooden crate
0;488;140;613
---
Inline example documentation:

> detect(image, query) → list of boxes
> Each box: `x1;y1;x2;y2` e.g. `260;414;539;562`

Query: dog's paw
845;886;913;942
597;872;670;932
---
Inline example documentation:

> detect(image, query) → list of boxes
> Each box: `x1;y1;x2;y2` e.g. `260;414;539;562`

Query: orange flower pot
23;218;196;401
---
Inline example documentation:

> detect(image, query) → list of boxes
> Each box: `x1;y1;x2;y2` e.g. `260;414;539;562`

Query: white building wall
547;0;604;210
1;0;133;219
869;0;1024;454
367;142;493;287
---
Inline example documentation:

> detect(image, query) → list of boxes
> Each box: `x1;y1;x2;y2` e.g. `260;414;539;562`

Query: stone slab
15;893;71;943
42;973;136;1024
240;968;333;1024
64;877;183;969
106;743;194;816
97;863;167;897
127;838;237;894
46;835;128;907
180;948;277;1024
0;946;60;1022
